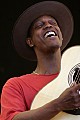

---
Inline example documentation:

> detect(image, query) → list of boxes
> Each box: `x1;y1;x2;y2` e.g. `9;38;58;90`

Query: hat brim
13;1;74;61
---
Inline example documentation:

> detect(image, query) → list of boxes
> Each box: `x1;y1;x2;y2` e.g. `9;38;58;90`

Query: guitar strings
68;63;80;86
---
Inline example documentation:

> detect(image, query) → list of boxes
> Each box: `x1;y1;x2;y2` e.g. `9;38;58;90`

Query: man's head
12;1;74;61
26;15;63;54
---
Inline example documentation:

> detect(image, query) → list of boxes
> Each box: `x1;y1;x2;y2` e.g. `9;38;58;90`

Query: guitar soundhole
68;63;80;86
64;63;80;115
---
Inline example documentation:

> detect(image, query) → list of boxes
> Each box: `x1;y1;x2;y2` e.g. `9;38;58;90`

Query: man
1;1;80;120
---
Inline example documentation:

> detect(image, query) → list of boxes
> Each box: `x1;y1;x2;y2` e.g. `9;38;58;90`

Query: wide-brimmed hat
13;1;74;61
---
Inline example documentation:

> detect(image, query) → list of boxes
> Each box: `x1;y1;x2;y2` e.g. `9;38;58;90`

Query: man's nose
43;22;53;29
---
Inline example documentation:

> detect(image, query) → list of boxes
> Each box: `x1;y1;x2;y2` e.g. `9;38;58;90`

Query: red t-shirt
1;73;58;120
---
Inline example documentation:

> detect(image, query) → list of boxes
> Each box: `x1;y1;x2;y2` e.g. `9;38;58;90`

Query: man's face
28;15;63;53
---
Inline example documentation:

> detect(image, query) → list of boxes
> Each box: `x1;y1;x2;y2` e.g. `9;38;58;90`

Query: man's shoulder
3;73;35;87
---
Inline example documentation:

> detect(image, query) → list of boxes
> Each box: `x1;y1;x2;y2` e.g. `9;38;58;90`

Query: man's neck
34;49;61;75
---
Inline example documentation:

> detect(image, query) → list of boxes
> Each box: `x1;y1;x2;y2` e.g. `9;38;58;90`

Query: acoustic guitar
31;46;80;120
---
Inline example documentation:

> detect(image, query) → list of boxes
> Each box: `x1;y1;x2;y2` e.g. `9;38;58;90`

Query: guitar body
31;46;80;120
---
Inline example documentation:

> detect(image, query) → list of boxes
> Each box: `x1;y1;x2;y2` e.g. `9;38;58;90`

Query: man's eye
49;20;58;26
35;22;44;29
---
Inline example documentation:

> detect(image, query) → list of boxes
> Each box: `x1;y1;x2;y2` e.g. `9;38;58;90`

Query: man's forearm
13;98;61;120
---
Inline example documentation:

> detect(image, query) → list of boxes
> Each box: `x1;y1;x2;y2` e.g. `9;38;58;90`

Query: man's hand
57;83;80;111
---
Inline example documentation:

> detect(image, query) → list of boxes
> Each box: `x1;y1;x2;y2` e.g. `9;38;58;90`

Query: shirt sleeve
1;77;27;120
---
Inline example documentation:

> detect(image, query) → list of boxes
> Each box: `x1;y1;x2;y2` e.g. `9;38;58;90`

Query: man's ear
26;38;34;47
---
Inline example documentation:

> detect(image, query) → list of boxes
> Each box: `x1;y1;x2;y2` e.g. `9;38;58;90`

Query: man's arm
13;84;80;120
13;98;61;120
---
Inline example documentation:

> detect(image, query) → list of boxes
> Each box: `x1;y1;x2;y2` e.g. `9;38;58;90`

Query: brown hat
12;1;74;61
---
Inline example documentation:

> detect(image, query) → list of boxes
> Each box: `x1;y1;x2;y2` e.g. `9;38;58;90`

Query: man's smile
44;31;57;38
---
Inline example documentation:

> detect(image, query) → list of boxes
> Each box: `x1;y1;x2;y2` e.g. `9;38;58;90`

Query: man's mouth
44;31;57;38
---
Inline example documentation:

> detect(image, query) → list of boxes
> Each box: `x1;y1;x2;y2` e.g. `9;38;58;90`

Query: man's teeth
44;31;56;38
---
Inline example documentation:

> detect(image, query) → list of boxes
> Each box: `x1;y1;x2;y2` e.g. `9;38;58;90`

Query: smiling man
1;1;80;120
27;15;63;54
